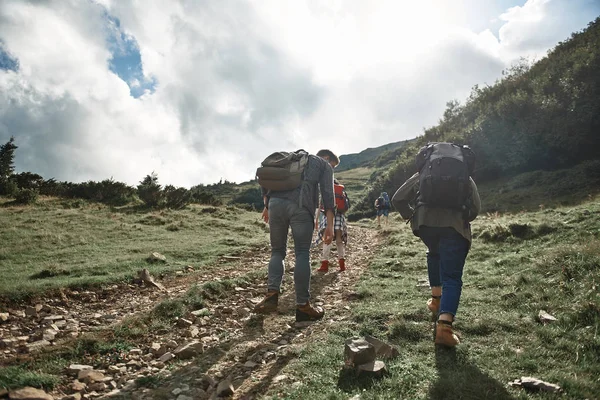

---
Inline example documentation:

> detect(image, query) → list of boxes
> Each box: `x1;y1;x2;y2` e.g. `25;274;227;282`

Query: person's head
316;149;340;169
381;192;387;196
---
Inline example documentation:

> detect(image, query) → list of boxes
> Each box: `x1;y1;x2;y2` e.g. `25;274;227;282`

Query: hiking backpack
256;150;309;191
381;192;391;209
415;142;476;210
334;182;350;213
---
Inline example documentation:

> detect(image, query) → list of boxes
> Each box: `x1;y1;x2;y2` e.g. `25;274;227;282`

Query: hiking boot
338;258;346;272
296;302;325;322
253;290;279;314
427;296;440;315
317;260;329;273
435;321;460;347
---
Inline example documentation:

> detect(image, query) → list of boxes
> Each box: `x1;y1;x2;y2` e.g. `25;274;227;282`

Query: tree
137;172;164;207
0;136;17;180
0;137;18;196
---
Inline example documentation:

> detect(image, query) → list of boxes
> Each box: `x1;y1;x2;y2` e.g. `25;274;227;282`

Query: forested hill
349;16;600;219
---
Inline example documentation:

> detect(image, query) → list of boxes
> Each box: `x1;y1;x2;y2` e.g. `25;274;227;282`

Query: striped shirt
262;155;335;218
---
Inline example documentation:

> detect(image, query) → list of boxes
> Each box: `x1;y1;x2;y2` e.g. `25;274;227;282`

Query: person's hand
323;225;334;244
262;207;269;223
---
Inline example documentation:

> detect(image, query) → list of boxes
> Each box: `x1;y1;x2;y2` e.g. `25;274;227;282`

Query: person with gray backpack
254;149;338;322
392;142;481;347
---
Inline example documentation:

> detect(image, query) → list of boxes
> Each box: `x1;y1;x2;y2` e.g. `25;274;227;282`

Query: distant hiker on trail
374;191;391;227
316;177;350;273
254;149;338;323
392;142;481;347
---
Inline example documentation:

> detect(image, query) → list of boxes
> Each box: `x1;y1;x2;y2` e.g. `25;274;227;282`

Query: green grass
0;197;268;299
478;159;600;213
0;366;61;391
268;199;600;400
336;166;376;204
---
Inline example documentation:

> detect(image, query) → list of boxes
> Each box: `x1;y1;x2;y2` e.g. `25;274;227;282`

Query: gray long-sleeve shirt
261;154;335;218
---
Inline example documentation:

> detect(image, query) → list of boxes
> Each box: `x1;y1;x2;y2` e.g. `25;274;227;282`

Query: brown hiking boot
435;321;460;347
338;258;346;272
317;260;329;273
253;290;279;314
296;302;325;322
427;297;440;315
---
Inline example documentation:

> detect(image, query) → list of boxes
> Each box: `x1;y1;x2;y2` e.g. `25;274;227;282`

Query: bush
0;178;18;196
230;187;262;209
189;188;222;206
73;179;136;205
38;178;64;197
137;173;163;207
15;188;39;204
163;185;191;209
12;172;44;190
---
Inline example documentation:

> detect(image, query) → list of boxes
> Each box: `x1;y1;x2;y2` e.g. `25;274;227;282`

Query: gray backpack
415;142;475;211
256;150;309;192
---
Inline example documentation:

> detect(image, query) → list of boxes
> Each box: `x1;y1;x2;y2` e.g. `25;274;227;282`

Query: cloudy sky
0;0;598;187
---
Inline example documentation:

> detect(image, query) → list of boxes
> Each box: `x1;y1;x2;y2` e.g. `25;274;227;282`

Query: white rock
68;365;94;376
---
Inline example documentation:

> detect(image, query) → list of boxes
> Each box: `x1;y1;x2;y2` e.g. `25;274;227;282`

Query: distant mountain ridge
336;140;409;172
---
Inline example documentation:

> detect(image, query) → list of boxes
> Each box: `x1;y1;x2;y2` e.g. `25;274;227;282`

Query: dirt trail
1;224;381;400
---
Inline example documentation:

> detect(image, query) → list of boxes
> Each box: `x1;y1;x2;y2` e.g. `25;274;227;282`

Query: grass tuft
0;366;60;391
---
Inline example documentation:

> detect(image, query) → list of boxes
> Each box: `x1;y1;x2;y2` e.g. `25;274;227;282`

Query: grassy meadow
0;184;599;399
336;166;376;203
0;197;268;300
266;198;600;399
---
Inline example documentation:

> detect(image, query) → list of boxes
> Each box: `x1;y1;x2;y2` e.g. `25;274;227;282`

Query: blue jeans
419;226;470;317
267;197;314;305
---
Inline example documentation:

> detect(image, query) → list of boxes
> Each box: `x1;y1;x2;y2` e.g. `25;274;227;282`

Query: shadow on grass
336;367;384;392
429;346;515;400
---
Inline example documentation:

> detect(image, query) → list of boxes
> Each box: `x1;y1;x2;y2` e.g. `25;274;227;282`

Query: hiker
316;178;349;273
254;149;338;322
374;191;391;226
392;143;481;347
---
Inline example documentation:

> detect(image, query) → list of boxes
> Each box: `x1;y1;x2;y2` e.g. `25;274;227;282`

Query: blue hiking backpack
381;192;390;209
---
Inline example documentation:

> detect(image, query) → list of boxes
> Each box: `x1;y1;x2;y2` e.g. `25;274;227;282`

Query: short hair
316;149;340;166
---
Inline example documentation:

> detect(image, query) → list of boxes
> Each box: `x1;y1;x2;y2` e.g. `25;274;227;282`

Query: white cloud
498;0;600;61
0;0;598;186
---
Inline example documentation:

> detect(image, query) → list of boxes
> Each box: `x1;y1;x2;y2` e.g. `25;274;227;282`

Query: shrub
230;187;263;209
12;172;44;190
478;224;511;242
137;173;163;208
94;179;137;205
189;188;222;206
14;188;38;204
163;185;191;209
75;179;136;205
0;178;18;196
38;178;64;197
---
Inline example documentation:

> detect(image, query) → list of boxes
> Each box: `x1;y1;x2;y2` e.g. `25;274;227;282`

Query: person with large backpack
316;178;350;273
392;142;481;348
254;149;338;323
374;191;391;227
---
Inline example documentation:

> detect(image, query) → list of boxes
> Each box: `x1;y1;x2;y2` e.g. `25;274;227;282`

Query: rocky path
0;224;380;400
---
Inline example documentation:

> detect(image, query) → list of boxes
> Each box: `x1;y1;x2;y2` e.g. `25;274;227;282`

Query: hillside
0;195;598;399
336;140;409;172
348;17;600;219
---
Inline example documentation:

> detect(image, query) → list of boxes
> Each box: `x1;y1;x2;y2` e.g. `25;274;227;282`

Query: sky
0;0;598;187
